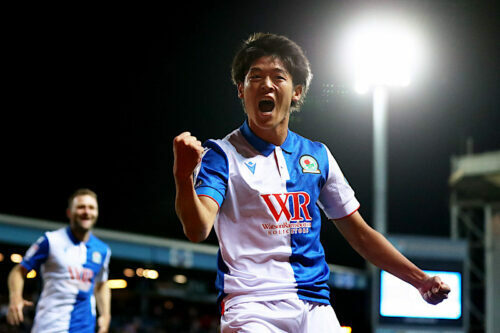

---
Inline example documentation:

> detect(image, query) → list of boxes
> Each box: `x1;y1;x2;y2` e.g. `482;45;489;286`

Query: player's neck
249;120;289;146
70;227;91;243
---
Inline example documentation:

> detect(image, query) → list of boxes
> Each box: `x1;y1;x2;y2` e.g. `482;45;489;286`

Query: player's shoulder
33;227;67;255
44;226;68;242
206;127;240;148
288;129;328;152
202;127;242;157
88;233;111;252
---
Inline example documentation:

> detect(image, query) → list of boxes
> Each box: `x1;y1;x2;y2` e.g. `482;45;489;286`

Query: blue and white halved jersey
21;226;111;333
195;121;360;312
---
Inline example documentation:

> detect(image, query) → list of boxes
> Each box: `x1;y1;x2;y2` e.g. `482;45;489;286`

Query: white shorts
220;298;342;333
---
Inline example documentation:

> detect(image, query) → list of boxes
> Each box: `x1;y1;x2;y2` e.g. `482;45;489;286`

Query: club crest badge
299;155;320;174
92;251;102;264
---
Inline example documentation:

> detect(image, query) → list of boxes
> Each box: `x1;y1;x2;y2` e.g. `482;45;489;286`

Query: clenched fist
173;132;205;181
418;275;451;305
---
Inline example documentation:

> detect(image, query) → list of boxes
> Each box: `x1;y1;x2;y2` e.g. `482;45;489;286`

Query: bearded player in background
7;188;111;333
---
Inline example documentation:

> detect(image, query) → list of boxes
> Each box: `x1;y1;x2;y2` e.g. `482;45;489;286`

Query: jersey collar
66;226;93;245
240;120;295;156
66;226;80;244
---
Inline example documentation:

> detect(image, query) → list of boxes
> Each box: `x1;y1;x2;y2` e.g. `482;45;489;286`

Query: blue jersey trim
21;235;49;272
298;293;331;305
280;127;296;154
195;140;229;207
196;187;224;207
215;250;229;314
240;121;277;156
240;120;298;155
66;226;81;245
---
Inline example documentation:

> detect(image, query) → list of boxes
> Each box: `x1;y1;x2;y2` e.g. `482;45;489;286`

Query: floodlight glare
344;17;423;93
107;279;128;289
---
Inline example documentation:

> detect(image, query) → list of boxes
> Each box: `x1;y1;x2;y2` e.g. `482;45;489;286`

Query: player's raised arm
333;211;450;305
173;132;219;242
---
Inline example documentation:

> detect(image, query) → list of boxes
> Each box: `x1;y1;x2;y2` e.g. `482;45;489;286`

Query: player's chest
229;147;325;196
47;242;103;276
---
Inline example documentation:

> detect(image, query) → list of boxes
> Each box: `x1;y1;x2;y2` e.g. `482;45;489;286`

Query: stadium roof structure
449;150;500;202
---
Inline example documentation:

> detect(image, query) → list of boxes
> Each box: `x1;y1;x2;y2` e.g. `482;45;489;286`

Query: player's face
68;195;98;232
238;56;302;141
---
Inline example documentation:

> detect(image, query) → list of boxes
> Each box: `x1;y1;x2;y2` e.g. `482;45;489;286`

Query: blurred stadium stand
0;213;368;332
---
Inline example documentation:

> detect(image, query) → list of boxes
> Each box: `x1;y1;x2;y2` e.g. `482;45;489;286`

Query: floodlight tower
346;19;421;234
343;16;425;333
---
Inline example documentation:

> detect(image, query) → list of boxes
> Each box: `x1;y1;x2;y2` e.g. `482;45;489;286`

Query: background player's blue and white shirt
21;226;111;333
195;121;360;312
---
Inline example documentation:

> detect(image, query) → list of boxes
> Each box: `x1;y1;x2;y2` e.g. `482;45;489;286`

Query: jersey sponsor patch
261;221;312;236
260;192;313;236
261;192;313;222
299;155;320;174
68;266;94;291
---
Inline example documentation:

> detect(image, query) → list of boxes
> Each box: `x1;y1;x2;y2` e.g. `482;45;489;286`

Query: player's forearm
95;283;111;317
8;265;26;301
175;177;216;242
351;228;428;288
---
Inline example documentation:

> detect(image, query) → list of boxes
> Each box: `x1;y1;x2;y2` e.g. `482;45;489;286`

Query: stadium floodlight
344;17;423;94
340;15;429;333
341;15;424;234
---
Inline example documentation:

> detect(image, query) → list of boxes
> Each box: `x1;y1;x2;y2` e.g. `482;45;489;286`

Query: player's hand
97;314;111;333
173;132;205;181
6;296;33;325
418;275;450;305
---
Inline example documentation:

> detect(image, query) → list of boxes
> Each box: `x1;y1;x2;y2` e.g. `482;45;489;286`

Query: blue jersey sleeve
21;235;49;272
194;140;229;207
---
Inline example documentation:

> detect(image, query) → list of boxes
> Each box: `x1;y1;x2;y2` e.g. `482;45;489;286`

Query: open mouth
258;100;275;112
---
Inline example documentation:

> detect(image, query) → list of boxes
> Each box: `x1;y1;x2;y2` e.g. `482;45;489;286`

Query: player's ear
292;85;303;104
237;82;244;99
66;208;71;219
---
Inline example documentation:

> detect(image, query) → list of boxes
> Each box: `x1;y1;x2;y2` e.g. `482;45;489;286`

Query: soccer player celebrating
173;33;450;332
7;188;112;333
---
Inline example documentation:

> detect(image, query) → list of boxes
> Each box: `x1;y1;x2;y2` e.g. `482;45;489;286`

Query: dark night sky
1;1;499;268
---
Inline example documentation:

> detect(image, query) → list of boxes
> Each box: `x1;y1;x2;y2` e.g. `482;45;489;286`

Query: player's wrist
403;269;430;291
415;273;433;291
174;175;195;190
98;314;111;329
9;292;23;300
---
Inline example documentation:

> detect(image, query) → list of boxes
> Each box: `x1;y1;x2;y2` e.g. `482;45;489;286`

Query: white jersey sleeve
317;144;360;219
95;247;111;283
